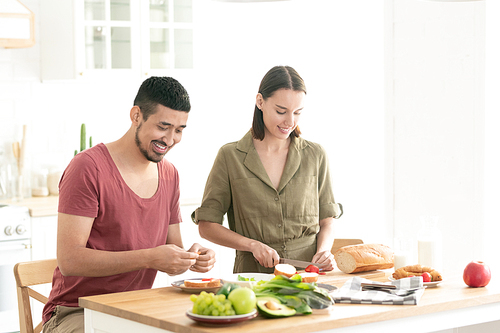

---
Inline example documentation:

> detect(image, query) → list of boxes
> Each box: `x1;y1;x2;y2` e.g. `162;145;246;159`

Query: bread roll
334;244;394;273
274;264;296;278
300;272;318;283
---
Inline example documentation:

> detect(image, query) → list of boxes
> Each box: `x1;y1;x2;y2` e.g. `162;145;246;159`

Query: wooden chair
331;238;363;254
14;259;57;333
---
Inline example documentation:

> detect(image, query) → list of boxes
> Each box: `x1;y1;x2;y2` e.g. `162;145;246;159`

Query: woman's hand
312;250;335;271
249;241;280;268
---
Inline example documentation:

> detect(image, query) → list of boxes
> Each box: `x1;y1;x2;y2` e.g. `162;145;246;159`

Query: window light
0;0;35;48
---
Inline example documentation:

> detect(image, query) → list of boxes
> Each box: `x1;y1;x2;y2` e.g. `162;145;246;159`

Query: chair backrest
331;238;364;255
14;259;57;333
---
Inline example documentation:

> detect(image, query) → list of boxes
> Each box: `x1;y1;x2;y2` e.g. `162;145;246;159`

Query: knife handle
361;282;396;290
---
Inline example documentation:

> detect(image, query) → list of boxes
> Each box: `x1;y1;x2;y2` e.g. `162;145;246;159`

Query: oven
0;204;31;333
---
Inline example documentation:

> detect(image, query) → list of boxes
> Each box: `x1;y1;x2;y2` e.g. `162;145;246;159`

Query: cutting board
299;269;387;287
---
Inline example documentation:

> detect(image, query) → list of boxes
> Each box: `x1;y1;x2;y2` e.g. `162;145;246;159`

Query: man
43;77;216;333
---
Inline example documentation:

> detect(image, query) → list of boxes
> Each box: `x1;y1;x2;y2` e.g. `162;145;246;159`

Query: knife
278;258;324;269
361;282;397;290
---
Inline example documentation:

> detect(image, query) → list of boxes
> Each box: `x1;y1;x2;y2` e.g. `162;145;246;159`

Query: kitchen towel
331;276;424;305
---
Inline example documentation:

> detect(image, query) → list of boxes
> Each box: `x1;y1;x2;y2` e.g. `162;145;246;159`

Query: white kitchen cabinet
30;215;58;328
31;215;58;261
41;0;194;81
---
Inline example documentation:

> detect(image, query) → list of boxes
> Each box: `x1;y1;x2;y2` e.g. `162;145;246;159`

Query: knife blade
278;258;324;269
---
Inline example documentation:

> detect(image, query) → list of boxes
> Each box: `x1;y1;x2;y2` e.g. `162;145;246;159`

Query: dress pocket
285;176;318;217
232;178;270;219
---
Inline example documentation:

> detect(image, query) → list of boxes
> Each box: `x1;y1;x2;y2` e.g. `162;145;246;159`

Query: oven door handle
0;243;32;251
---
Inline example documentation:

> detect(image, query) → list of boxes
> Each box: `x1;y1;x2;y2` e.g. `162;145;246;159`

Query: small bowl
221;273;275;288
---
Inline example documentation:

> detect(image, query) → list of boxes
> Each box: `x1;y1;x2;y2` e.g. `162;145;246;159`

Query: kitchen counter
79;271;500;333
0;195;59;217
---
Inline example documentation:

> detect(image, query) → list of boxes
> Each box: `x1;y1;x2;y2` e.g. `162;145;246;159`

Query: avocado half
256;297;296;318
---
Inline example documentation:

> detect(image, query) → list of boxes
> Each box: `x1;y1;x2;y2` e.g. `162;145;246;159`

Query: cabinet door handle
0;243;32;251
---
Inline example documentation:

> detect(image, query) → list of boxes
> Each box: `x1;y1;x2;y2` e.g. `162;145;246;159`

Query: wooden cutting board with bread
288;240;395;286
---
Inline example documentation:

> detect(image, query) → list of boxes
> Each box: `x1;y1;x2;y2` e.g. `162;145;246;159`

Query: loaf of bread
334;244;394;273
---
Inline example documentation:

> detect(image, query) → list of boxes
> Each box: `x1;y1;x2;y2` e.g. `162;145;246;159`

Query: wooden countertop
79;271;500;333
0;195;59;217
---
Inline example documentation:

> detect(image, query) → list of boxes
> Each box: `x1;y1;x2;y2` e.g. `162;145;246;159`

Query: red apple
463;261;491;288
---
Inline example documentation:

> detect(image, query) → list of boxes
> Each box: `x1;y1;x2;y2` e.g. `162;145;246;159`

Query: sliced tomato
305;265;320;273
421;272;432;282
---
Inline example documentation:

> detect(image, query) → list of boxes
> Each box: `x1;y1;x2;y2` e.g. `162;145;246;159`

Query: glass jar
394;237;413;270
31;169;49;197
417;216;443;271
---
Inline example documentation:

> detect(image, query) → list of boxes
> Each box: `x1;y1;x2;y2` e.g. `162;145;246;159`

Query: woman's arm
198;221;279;268
312;217;335;271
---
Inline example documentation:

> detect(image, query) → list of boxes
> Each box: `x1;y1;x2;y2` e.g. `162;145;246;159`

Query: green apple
227;287;256;314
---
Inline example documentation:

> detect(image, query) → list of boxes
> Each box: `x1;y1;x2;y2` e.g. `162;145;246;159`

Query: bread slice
334;243;394;274
300;272;318;283
183;279;208;288
206;278;221;287
183;278;221;288
274;263;296;278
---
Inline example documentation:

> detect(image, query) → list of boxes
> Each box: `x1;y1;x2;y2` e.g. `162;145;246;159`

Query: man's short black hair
133;76;191;120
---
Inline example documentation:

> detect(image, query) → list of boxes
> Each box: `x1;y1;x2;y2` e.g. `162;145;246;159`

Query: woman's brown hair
251;66;307;141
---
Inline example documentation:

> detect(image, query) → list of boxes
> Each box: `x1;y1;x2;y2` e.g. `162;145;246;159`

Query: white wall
1;0;496;278
0;0;385;252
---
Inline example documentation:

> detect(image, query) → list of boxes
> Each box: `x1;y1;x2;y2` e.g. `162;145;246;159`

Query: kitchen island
79;271;500;333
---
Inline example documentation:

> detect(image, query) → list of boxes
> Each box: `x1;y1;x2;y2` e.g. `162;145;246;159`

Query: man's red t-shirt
43;143;182;323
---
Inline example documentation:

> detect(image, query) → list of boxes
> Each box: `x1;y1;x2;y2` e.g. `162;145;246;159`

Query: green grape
190;292;238;316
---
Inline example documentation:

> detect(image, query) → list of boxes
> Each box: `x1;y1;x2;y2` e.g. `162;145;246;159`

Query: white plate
222;273;275;288
388;276;442;288
186;309;258;325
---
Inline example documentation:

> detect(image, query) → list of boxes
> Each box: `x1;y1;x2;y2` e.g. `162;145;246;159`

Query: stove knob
16;224;27;235
4;226;13;236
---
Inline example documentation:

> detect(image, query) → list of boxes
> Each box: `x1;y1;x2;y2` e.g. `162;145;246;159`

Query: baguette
334;244;394;273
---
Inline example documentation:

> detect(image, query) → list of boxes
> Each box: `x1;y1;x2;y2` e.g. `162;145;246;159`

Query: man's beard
135;122;165;163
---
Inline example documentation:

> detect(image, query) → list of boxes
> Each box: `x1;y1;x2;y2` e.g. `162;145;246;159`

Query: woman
192;66;342;273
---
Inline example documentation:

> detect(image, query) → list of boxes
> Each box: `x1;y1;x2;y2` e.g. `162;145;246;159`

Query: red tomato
305;265;320;273
421;272;432;283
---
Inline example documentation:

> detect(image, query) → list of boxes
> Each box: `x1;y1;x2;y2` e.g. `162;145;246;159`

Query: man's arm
57;212;198;277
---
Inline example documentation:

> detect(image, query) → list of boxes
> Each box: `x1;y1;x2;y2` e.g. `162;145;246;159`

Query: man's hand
149;244;199;276
187;243;216;273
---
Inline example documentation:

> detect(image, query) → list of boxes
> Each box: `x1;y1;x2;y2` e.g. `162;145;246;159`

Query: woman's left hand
312;250;335;271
